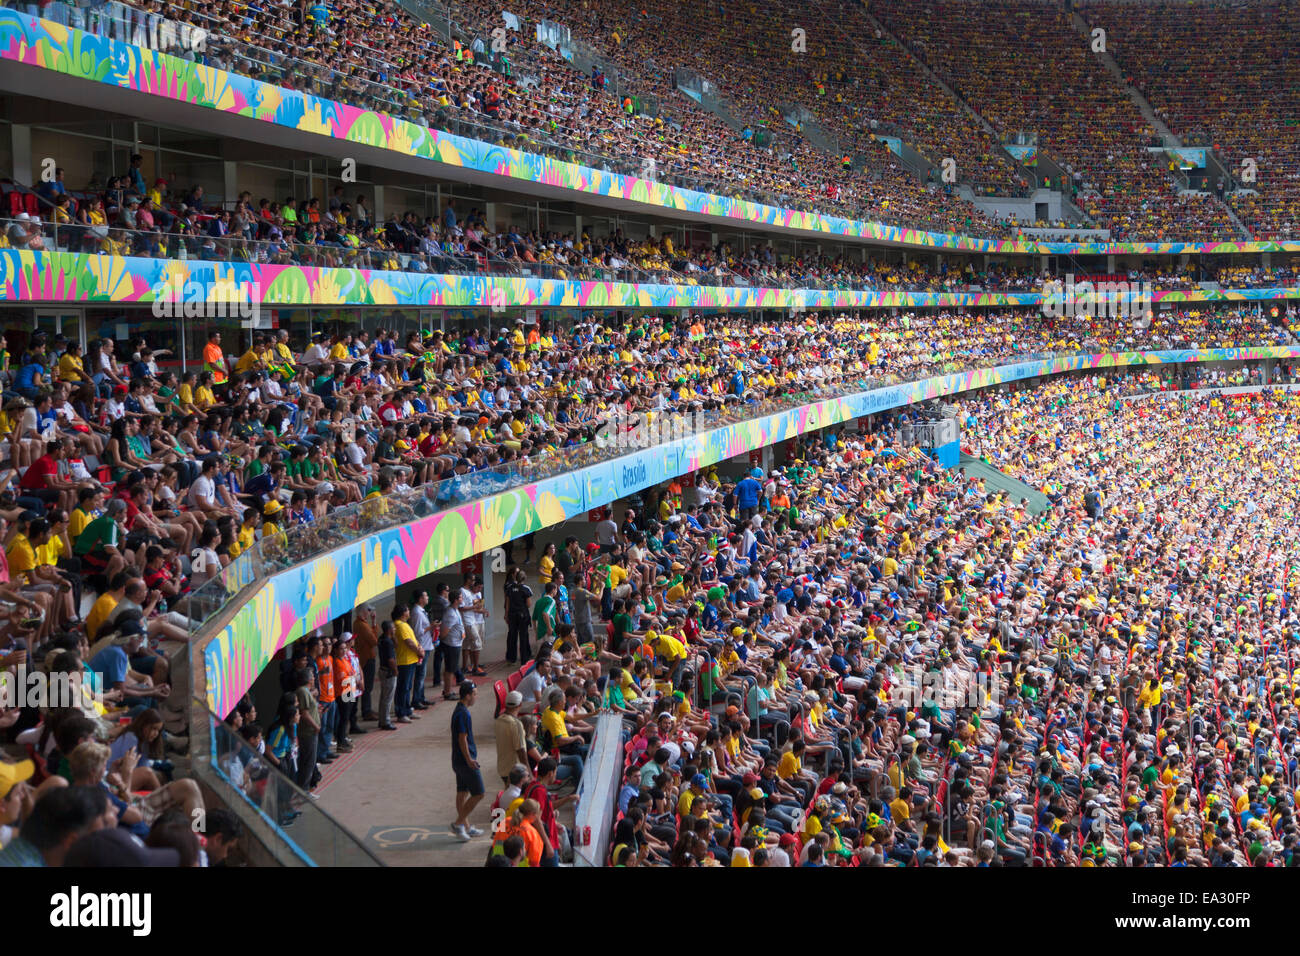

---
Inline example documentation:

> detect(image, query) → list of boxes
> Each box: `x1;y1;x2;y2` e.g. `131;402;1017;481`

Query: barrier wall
3;248;1300;309
4;9;1300;258
200;344;1300;716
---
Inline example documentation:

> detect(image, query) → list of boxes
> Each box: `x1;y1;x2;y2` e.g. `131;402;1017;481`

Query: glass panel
201;704;382;866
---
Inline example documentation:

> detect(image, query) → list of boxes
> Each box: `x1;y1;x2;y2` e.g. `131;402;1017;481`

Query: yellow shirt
235;349;263;373
394;619;420;666
777;750;801;779
538;554;555;584
86;592;119;640
57;353;86;382
653;634;688;662
890;797;910;823
36;534;66;567
541;706;568;744
5;534;36;580
69;507;94;541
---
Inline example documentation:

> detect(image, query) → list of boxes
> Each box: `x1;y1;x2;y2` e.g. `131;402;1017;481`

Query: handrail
12;217;1282;299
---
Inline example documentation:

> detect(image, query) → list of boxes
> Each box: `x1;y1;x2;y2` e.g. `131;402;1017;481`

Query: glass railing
199;703;382;866
2;214;1092;295
178;330;1300;636
0;215;689;286
180;384;870;633
177;350;1111;636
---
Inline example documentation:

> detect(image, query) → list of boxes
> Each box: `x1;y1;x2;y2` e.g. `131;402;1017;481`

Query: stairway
1070;9;1250;238
957;453;1052;516
854;0;1091;221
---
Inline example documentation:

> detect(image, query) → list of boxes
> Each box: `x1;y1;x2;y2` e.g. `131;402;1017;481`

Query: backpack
536;721;555;754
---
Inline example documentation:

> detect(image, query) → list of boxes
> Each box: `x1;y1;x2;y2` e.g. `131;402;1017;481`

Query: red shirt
18;455;56;490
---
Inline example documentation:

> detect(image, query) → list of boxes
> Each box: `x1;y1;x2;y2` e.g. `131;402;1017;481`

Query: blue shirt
88;645;130;688
14;363;43;391
736;477;762;509
450;702;476;765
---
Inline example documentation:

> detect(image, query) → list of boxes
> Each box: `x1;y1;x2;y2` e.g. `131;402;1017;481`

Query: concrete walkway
314;655;522;866
315;553;578;866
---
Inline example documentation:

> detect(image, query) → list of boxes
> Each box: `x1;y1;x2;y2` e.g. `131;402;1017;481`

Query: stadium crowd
1079;0;1300;240
23;0;1300;243
872;0;1244;241
486;368;1300;866
0;302;1289;862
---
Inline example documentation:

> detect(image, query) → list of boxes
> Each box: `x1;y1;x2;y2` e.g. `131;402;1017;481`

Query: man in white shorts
459;573;487;677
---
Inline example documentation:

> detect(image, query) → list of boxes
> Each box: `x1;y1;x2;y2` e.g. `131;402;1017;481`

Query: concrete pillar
1107;255;1115;273
11;125;31;185
223;161;238;206
373;185;385;223
482;556;502;643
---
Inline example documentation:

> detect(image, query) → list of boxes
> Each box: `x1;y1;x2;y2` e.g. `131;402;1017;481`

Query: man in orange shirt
332;637;359;752
202;330;229;388
315;638;340;763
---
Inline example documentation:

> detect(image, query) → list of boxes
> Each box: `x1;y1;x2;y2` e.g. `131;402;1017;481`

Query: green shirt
73;514;119;556
532;595;557;635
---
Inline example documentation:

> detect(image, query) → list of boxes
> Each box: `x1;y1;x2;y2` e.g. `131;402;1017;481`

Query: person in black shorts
450;680;484;841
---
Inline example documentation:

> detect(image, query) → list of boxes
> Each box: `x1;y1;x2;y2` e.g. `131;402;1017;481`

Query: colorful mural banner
4;249;1300;310
1169;147;1207;170
200;344;1300;716
3;9;1299;259
1006;144;1038;167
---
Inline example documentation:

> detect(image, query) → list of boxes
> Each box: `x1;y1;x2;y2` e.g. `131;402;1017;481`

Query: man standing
450;680;484;841
410;589;433;711
376;617;398;730
392;603;423;724
315;637;342;760
504;568;532;664
293;666;321;793
736;470;763;523
428;583;450;687
569;571;599;649
440;590;465;701
459;573;487;677
532;582;559;646
202;330;228;390
494;690;528;786
353;604;379;721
